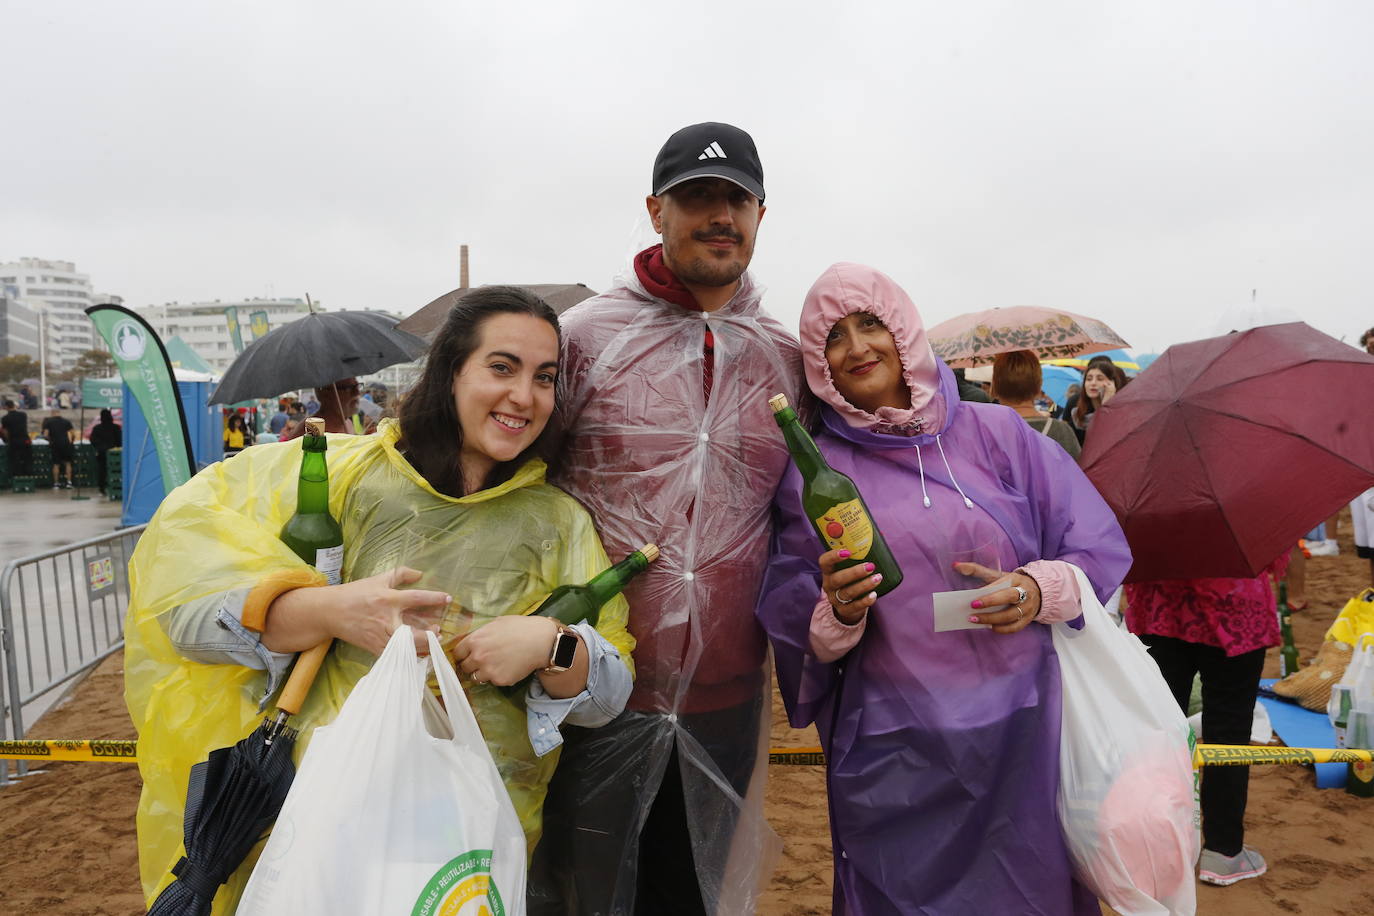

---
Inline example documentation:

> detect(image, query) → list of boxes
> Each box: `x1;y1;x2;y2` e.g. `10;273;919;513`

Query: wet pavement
1;487;130;736
0;486;125;562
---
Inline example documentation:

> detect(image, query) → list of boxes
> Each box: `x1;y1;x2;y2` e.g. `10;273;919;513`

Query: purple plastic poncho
755;264;1132;915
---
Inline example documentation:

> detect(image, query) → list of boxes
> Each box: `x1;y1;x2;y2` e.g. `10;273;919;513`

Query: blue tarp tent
121;371;222;527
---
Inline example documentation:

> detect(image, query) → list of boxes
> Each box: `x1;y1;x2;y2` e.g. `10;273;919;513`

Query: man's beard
676;254;748;288
669;230;754;288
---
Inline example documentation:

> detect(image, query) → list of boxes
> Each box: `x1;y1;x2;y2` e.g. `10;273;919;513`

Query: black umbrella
147;643;329;914
147;720;296;915
209;311;426;404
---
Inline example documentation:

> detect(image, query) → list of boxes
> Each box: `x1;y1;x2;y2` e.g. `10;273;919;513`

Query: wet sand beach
2;517;1371;914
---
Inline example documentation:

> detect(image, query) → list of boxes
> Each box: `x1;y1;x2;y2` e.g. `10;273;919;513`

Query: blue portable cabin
121;370;223;527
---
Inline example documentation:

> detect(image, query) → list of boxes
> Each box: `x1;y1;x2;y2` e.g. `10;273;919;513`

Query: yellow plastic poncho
1327;587;1374;645
125;419;635;913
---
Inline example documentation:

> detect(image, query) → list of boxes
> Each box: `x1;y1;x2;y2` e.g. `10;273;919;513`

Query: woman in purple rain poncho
756;263;1132;915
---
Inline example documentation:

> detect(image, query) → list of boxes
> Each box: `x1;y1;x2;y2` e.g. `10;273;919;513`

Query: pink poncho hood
799;262;947;436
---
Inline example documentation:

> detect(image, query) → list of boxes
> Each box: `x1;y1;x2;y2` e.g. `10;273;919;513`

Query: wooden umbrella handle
276;639;331;716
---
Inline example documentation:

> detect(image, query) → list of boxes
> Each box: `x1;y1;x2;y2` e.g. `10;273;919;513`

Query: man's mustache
692;228;744;243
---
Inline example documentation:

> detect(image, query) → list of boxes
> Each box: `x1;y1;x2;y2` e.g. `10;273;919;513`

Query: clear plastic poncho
533;266;805;913
124;419;634;914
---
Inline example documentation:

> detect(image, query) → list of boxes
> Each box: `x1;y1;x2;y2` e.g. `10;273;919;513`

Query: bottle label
814;500;874;559
315;545;344;586
1353;760;1374;784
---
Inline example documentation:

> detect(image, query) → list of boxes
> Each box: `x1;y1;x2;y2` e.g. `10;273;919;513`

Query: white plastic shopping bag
238;627;527;915
1052;567;1200;916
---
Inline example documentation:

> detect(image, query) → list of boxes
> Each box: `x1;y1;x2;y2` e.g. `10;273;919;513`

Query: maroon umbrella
1080;323;1374;583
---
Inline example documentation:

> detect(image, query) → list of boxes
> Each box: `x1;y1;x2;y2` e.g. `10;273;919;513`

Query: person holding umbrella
124;287;636;913
1079;320;1374;886
279;378;363;439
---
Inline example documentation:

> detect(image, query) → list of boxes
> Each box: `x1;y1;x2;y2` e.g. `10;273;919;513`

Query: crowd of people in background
1;396;122;493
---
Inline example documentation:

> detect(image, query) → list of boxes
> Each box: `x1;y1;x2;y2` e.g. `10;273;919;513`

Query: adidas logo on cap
698;141;727;160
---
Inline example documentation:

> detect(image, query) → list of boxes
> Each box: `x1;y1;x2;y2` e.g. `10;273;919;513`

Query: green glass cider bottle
529;543;659;628
279;418;344;584
498;544;659;697
1277;582;1300;678
769;393;902;597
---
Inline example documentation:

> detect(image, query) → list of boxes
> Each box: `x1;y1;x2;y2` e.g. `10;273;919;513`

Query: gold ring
1015;605;1024;620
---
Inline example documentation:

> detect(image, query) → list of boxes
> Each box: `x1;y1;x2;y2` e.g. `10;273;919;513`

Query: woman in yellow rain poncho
124;287;636;914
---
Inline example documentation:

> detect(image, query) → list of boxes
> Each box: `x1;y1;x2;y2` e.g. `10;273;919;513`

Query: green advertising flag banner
81;377;123;409
165;336;214;373
85;305;194;493
249;310;271;340
224;306;245;353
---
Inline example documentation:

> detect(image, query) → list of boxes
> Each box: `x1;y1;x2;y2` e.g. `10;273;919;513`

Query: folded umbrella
929;305;1129;368
147;643;330;915
209;311;426;405
1080;323;1374;582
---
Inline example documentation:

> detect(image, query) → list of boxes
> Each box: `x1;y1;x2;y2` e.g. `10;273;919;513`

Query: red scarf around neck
633;244;715;403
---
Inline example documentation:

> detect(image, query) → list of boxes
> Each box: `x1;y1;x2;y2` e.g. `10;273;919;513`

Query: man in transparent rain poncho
528;123;805;915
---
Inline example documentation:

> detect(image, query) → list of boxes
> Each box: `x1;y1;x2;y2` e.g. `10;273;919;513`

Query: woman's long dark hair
396;286;560;497
1072;356;1127;427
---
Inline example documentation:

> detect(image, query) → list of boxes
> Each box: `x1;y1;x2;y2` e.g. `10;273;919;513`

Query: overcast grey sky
4;0;1370;354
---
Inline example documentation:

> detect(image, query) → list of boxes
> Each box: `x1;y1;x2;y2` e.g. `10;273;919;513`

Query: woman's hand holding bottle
820;548;883;624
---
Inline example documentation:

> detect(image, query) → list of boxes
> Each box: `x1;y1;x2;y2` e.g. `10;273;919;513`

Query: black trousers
6;442;32;477
1140;634;1266;857
529;699;761;916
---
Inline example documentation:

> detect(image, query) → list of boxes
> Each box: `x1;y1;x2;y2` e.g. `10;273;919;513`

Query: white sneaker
1307;539;1339;557
1199;845;1267;886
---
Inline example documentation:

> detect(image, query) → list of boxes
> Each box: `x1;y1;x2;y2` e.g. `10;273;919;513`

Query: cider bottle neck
584;550;649;604
774;408;826;479
297;436;330;515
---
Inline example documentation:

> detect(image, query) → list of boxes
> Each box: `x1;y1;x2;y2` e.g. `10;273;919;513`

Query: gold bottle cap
638;544;660;563
768;393;790;412
304;417;325;437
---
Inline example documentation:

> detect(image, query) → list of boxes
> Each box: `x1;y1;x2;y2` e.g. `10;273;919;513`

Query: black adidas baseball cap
651;122;765;203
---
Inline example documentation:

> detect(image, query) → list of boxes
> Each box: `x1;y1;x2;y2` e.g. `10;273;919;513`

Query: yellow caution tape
1193;744;1374;767
767;744;1374;768
0;739;137;762
5;740;1371;769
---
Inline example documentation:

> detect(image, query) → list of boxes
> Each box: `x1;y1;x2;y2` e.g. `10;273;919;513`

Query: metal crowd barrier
0;524;145;785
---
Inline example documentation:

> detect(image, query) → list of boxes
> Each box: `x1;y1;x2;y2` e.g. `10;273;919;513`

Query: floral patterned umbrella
928;306;1129;368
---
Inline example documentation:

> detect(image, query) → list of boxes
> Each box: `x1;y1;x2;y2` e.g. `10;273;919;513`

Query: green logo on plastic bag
411;849;504;916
